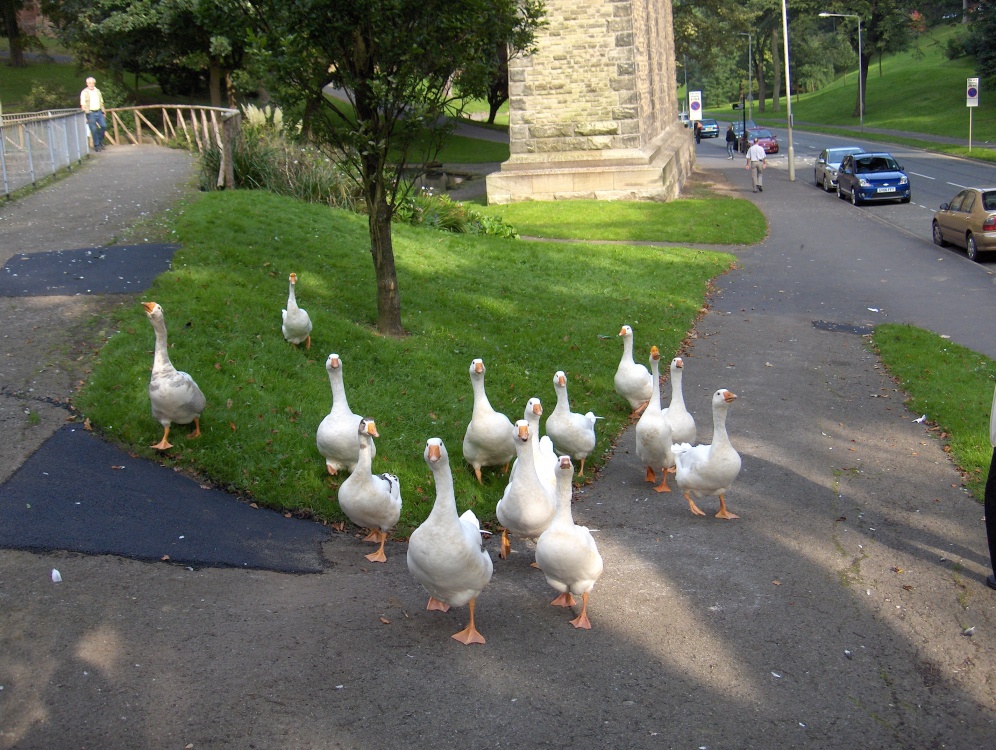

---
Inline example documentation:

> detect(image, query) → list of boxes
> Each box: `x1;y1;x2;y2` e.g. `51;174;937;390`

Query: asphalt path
700;122;996;258
695;131;996;360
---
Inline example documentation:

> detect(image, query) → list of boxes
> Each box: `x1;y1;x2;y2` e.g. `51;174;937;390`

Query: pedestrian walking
694;120;702;145
725;124;737;159
80;76;106;152
745;138;766;192
985;385;996;589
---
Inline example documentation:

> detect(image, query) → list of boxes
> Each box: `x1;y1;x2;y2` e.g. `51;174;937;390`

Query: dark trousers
986;448;996;576
86;111;106;150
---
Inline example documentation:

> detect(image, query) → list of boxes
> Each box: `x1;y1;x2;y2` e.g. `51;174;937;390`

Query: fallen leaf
111;465;125;470
892;567;904;574
772;580;782;586
226;399;233;409
229;422;237;432
83;418;92;431
379;617;391;625
161;555;171;562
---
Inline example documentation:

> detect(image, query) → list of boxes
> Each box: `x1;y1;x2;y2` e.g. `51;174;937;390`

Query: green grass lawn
0;60;85;111
477;198;766;245
872;324;995;501
74;190;737;532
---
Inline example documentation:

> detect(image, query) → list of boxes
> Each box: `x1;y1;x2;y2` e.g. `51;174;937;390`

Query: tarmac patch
0;244;178;297
0;425;329;573
812;319;874;335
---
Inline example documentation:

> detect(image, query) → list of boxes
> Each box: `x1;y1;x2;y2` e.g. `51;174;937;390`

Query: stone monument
486;0;693;204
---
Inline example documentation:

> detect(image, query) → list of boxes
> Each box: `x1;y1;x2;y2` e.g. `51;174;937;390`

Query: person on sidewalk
80;76;106;152
694;120;702;145
725;124;737;159
745;138;766;192
985;385;996;590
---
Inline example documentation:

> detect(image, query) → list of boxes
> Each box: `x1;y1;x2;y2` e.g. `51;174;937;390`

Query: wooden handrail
103;105;241;189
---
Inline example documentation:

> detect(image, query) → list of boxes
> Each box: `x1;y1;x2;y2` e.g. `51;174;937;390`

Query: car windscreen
829;148;861;162
750;130;773;139
855;156;899;173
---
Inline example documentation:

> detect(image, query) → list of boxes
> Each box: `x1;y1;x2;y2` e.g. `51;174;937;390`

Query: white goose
673;389;742;519
281;272;313;349
635;346;674;492
337;418;402;563
535;455;604;629
462;358;516;483
510;397;557;497
614;325;653;414
495;420;557;560
407;438;493;645
316;353;371;475
664;356;697;445
546;371;598;477
142;302;206;451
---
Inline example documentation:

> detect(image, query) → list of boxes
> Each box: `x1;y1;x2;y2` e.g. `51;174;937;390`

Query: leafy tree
1;0;29;67
242;0;545;336
42;0;247;106
966;2;996;87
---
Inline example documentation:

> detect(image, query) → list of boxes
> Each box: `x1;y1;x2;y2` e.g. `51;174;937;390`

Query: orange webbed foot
426;597;450;612
550;592;576;607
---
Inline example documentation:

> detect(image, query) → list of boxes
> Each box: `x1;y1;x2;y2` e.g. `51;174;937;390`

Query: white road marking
908;171;934;180
947;181;968;189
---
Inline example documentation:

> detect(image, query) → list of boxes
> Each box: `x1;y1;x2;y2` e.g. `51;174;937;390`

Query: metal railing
1;109;89;197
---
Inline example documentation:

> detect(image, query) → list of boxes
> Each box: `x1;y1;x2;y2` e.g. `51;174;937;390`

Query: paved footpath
0;142;994;749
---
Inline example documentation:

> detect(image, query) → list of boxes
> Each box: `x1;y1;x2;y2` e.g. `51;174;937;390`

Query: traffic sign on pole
967;78;980;107
689;91;702;121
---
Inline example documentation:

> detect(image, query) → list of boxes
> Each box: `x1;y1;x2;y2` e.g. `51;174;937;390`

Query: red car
739;128;779;154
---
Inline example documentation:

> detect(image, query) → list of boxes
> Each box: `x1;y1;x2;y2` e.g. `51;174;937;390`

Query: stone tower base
486;121;693;204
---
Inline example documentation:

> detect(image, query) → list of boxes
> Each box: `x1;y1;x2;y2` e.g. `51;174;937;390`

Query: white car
815;146;864;192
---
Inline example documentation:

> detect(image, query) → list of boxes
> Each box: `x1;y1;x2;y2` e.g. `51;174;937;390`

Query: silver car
815;146;864;192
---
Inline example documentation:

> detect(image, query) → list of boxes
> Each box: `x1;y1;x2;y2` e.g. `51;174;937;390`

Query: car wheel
967;234;980;262
815;171;821;188
823;175;833;192
900;195;910;204
850;189;861;206
932;221;948;247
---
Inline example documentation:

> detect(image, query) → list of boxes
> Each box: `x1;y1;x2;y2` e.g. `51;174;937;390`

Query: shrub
395;188;518;238
20;82;74;111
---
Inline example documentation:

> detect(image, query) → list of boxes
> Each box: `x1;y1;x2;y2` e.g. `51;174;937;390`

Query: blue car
835;152;911;205
698;118;720;138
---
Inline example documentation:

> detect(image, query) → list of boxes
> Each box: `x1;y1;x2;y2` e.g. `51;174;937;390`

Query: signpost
689;91;702;121
967;77;979;152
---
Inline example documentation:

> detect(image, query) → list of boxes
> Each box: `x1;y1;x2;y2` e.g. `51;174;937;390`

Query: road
697;124;996;268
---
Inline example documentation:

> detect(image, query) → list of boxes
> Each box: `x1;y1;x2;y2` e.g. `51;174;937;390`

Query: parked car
731;119;757;139
932;187;996;261
678;111;690;128
814;146;864;192
699;118;720;138
835;152;911;205
739;128;778;154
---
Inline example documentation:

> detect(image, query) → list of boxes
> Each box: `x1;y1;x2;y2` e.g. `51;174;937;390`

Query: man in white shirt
80;76;106;152
745;138;766;193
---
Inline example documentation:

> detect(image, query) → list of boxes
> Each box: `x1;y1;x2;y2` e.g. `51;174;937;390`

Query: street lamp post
820;12;863;133
738;32;753;121
781;0;795;181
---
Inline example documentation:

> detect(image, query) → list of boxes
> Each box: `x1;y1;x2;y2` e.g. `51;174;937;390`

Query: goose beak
618;326;627;336
723;390;738;403
142;301;156;314
559;456;572;470
289;273;297;284
517;423;529;441
474;360;485;374
532;402;542;416
366;420;379;438
676;358;684;368
557;374;566;387
427;442;441;462
650;345;661;360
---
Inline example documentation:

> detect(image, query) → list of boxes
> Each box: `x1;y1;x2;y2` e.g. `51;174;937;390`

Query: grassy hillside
708;23;994;146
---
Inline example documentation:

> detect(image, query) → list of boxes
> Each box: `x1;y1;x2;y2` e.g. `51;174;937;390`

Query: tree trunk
368;198;404;336
1;0;26;67
486;43;509;124
208;61;223;108
771;29;780;113
757;40;768;114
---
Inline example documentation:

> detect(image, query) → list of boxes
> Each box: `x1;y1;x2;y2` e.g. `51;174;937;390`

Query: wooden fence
104;105;242;189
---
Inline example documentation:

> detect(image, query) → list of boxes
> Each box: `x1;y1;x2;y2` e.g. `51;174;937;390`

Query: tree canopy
241;0;545;336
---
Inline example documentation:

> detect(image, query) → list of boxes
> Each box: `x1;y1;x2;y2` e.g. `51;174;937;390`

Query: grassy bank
872;324;995;501
74;190;739;531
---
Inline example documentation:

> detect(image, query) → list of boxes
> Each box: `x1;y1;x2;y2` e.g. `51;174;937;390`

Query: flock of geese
141;276;742;645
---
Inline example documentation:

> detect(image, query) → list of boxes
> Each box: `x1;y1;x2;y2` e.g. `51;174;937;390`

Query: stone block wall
488;0;693;203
